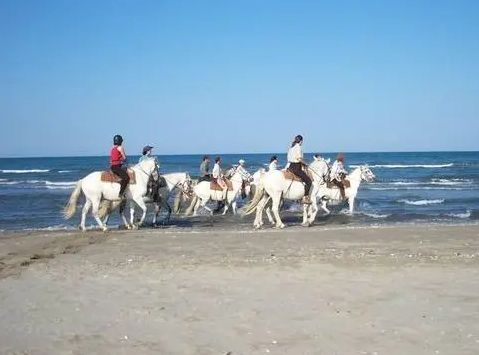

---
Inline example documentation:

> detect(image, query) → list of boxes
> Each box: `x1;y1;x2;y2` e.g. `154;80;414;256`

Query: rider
287;134;312;204
269;155;278;171
213;156;228;191
110;134;130;199
199;155;212;182
139;145;153;163
330;154;347;200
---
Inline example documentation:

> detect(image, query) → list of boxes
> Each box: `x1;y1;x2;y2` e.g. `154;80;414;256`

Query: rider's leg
111;166;130;197
289;163;312;203
333;179;346;200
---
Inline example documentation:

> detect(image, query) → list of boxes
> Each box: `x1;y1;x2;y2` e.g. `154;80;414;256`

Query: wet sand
1;224;479;355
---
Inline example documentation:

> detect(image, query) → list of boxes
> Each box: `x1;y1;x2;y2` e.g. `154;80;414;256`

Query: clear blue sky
1;0;478;157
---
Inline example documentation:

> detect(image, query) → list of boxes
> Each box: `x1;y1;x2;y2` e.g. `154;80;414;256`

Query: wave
0;181;21;185
398;199;445;206
44;181;76;186
0;169;50;173
446;211;471;219
58;170;73;173
368;186;469;191
362;212;390;218
350;163;453;169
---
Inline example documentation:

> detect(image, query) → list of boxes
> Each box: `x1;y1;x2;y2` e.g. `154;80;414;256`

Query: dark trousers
111;165;130;196
289;162;312;195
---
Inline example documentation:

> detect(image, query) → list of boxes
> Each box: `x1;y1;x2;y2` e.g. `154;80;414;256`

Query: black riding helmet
113;134;123;145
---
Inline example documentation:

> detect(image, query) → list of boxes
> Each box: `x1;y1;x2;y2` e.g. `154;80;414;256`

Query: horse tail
63;180;83;219
184;195;198;216
242;177;265;216
98;200;113;219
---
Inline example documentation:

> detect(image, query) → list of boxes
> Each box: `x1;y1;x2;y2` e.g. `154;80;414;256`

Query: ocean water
0;152;478;232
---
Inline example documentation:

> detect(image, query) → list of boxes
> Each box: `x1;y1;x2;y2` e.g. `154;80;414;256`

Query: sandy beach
1;224;478;355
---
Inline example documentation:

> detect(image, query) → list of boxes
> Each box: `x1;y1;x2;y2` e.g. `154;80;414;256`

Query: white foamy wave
0;178;6;181
389;181;419;186
45;181;76;186
58;170;73;173
350;163;453;169
447;211;471;219
398;199;445;206
0;180;21;185
362;212;389;218
369;187;467;191
0;169;50;173
45;186;74;190
430;178;472;186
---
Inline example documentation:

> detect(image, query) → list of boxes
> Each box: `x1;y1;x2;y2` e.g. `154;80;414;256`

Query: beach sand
1;224;478;355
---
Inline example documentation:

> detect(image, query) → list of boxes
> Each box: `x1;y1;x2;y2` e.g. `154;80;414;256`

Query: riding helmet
113;135;123;145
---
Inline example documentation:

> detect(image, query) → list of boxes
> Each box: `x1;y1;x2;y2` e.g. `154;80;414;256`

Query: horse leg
270;194;285;229
133;198;148;227
222;200;230;215
119;201;131;229
348;196;355;214
321;199;331;214
231;200;238;215
265;206;274;225
80;199;91;231
152;203;160;225
308;198;319;225
301;204;310;227
91;199;108;232
192;198;202;217
253;195;268;229
164;203;172;225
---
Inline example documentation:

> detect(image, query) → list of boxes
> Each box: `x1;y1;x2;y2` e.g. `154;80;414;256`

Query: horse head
359;165;375;182
182;173;194;197
138;157;159;181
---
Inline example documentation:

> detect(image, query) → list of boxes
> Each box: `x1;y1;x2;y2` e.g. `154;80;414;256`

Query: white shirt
330;160;347;180
287;144;303;163
269;161;277;171
212;163;222;179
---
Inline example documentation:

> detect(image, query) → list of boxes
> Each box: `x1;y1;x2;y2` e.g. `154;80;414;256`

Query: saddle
283;169;313;182
326;179;351;189
210;179;233;191
101;169;136;184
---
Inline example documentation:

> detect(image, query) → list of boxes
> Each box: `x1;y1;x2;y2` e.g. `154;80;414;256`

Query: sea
0;151;478;232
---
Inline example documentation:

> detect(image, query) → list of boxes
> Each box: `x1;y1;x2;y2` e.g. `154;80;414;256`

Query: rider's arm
118;146;127;161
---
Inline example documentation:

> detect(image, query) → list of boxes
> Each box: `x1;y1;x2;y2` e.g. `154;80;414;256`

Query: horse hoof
301;222;309;227
102;227;108;232
276;224;285;229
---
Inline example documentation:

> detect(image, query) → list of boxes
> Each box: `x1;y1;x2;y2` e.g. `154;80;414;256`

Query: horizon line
0;149;478;159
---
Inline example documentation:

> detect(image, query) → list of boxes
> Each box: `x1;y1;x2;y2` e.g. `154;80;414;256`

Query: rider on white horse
269;156;278;171
139;145;154;163
287;134;312;204
110;134;129;199
330;154;348;200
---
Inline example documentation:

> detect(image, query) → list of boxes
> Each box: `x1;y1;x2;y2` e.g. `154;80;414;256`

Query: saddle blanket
210;179;233;191
101;170;136;184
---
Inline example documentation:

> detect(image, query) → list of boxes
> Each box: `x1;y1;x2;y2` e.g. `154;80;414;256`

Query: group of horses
62;157;375;231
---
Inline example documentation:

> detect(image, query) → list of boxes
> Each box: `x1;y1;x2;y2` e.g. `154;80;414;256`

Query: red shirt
110;146;123;166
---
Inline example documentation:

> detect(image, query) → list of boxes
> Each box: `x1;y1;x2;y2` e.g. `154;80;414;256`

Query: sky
0;0;478;157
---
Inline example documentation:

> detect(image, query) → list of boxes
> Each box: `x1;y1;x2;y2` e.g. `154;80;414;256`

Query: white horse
185;167;253;216
308;165;375;221
99;172;193;226
63;158;159;231
242;160;330;229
